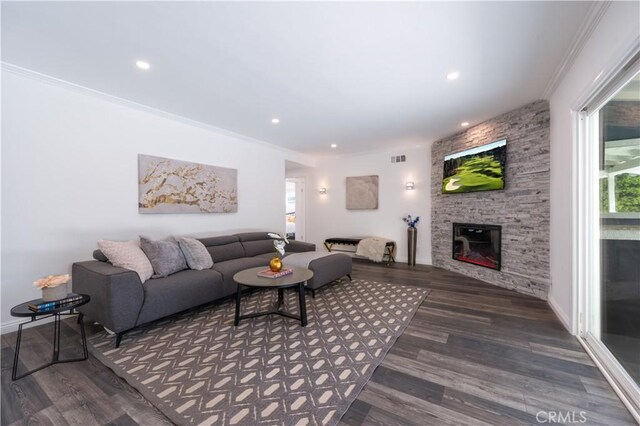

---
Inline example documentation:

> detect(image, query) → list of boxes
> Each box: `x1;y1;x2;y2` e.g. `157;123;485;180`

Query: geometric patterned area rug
88;279;427;426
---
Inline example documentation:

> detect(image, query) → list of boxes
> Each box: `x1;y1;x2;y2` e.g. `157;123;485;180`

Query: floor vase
407;227;417;266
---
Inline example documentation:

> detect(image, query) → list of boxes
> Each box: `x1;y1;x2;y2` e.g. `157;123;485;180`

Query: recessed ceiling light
331;144;337;148
447;71;459;81
461;122;469;127
271;118;280;124
135;60;151;70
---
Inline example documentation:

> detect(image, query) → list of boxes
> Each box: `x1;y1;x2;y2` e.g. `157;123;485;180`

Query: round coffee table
233;266;313;327
10;293;90;380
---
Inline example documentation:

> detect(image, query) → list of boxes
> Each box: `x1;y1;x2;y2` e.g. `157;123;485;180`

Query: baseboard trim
338;253;432;266
1;316;55;335
578;335;640;423
393;256;432;265
1;318;24;335
547;293;573;334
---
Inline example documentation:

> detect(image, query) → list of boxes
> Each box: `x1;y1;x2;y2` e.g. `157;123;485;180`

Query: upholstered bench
284;252;352;297
324;237;396;264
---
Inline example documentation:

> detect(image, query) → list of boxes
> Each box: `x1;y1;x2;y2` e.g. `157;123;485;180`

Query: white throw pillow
178;237;214;270
97;240;154;283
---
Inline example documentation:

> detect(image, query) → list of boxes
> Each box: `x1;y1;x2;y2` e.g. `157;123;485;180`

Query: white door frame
286;177;306;242
574;47;640;420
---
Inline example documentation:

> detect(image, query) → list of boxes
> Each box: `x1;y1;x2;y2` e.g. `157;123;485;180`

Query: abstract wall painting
346;175;379;210
138;154;238;214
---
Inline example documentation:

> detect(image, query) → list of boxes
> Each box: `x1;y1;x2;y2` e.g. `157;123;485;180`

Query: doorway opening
285;178;305;241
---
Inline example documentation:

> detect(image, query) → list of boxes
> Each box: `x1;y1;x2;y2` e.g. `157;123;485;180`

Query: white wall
287;145;431;264
1;69;313;332
549;2;640;333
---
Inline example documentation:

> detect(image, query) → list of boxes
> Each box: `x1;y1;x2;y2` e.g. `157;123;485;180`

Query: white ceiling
2;2;593;155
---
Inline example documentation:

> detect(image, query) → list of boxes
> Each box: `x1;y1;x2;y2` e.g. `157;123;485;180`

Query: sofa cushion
236;232;312;257
285;240;316;253
234;232;272;242
213;257;269;295
199;235;245;263
178;237;214;270
97;240;154;283
254;252;277;261
136;269;224;325
242;239;275;257
254;252;296;261
140;236;188;278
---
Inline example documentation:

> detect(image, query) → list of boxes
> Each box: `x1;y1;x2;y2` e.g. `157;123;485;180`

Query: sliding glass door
598;75;640;385
581;64;640;414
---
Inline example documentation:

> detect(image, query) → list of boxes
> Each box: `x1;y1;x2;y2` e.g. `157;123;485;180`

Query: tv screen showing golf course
442;139;506;194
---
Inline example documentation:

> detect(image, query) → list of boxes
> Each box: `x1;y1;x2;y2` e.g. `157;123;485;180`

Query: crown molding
2;61;424;162
542;1;611;100
1;62;316;167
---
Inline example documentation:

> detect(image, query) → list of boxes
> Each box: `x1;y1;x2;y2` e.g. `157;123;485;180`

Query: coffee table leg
298;282;307;327
234;284;242;326
276;288;284;311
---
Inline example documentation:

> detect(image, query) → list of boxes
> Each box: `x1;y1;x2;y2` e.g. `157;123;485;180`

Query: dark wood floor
2;261;636;425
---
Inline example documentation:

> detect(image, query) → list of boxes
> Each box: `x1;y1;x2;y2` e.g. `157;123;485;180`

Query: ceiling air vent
391;155;406;163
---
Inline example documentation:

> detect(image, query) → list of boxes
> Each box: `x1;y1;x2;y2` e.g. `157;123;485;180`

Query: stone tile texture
431;100;550;299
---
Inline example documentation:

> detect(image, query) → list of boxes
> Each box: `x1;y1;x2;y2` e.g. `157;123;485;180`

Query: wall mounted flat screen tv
442;139;507;194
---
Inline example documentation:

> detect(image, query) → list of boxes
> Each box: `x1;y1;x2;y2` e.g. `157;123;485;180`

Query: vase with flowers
267;232;289;272
34;274;71;301
402;215;420;266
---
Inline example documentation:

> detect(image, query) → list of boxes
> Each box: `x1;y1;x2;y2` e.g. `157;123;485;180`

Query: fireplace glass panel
452;223;502;270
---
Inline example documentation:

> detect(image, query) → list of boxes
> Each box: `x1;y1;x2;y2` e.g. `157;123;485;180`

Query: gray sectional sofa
72;232;352;347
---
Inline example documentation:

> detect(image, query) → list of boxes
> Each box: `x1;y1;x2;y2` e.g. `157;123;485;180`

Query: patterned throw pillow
140;236;188;278
97;240;154;283
178;237;214;270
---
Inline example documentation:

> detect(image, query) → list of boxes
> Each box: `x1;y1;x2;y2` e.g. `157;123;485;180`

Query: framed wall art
138;154;238;214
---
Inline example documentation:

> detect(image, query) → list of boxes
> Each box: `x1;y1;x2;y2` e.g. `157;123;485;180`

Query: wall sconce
319;188;327;195
405;181;415;190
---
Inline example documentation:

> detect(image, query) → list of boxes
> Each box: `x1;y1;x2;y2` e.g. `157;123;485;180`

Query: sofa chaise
72;232;352;347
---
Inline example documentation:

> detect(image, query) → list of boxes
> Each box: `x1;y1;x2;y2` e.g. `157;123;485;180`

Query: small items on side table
10;293;91;380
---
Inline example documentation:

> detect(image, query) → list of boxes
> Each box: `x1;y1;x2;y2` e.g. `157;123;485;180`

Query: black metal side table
10;293;90;380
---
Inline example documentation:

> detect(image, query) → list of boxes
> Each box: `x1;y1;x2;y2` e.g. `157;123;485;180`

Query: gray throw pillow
139;236;188;278
178;237;214;270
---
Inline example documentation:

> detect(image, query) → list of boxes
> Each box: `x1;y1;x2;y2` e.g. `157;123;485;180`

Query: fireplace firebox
452;223;502;270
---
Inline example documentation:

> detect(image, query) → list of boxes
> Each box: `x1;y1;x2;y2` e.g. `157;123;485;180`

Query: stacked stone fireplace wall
431;100;550;298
